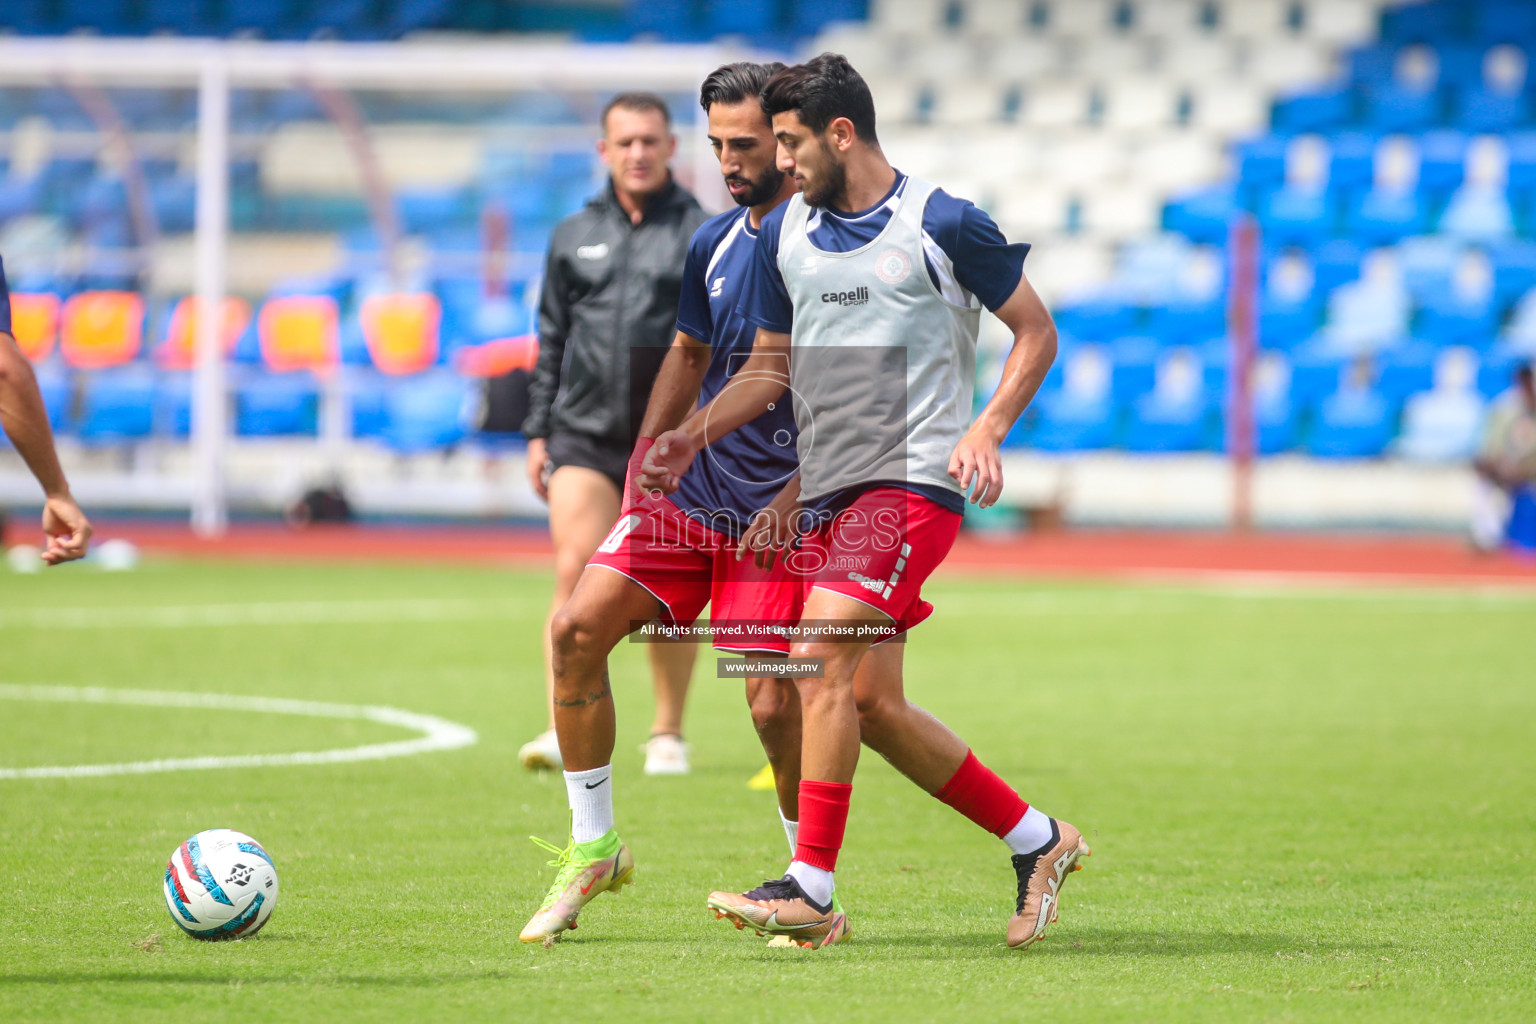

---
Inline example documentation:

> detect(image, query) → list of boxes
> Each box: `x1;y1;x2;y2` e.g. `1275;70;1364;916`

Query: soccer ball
162;829;279;940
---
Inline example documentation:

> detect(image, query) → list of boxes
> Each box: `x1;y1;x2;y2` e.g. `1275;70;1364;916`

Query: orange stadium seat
157;296;251;370
8;293;61;362
257;295;340;373
453;333;538;378
359;293;441;376
60;291;144;369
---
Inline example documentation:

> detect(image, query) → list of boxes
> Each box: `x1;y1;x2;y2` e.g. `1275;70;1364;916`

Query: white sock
1003;805;1055;855
780;810;799;857
785;860;834;907
564;765;615;843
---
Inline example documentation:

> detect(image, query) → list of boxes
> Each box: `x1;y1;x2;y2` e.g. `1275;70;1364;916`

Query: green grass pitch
1;557;1532;1023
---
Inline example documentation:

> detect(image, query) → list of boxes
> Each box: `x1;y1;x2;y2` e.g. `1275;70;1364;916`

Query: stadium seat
1272;87;1353;131
1125;348;1210;452
234;372;321;436
1259;187;1334;247
1363;83;1441;132
1374;342;1438;403
1438;184;1514;245
32;368;72;433
155;296;251;371
1382;2;1459;45
379;371;470;452
1307;385;1395;458
258;296;340;373
359;293;442;375
8;293;61;363
1347;188;1427;245
1472;0;1536;44
1455;88;1529;132
1417;131;1469;195
59;291;144;370
1162;186;1236;244
77;367;156;443
1395;347;1485;461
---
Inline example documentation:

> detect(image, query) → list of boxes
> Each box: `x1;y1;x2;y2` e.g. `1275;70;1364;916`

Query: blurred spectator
1470;363;1536;550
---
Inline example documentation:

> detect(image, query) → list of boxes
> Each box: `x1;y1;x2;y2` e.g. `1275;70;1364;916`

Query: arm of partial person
949;272;1058;508
639;327;791;494
0;332;92;564
626;331;711;499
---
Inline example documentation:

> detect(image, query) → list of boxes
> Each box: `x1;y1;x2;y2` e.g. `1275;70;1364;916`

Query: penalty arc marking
0;684;478;780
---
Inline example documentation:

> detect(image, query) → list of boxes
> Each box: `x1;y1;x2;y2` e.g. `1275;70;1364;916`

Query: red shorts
587;494;802;654
794;487;962;635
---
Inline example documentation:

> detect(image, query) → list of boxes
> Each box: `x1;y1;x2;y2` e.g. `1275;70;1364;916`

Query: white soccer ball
163;829;279;940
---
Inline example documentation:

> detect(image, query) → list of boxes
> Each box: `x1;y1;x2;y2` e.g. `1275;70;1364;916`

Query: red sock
793;780;852;871
935;750;1028;837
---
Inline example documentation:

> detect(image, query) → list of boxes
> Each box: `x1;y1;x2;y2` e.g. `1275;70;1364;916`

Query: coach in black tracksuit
517;91;707;775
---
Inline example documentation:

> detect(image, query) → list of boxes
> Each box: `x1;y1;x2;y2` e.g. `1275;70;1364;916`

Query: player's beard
724;163;786;209
799;142;847;210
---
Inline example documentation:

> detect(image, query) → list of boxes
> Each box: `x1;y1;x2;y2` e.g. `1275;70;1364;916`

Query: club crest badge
875;248;912;284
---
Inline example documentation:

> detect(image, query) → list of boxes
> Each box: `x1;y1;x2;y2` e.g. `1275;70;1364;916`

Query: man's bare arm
948;272;1058;507
0;331;92;563
638;331;712;438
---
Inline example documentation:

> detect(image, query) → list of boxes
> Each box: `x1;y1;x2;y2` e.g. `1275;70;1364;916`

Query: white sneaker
518;729;563;771
642;733;690;776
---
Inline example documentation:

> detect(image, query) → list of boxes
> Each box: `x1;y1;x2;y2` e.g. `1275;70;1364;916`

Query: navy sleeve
925;194;1030;313
736;206;794;334
0;254;10;336
674;231;713;344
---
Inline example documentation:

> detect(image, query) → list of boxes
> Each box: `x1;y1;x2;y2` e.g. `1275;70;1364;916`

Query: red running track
86;520;1536;590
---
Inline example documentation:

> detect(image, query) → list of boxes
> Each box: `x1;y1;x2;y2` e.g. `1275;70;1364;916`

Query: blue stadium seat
1506;133;1536;196
1439;183;1514;242
1052;297;1137;342
77;368;156;443
1471;0;1536;44
1125;349;1211;453
1455;88;1529;132
1236;136;1289;190
1313;240;1367;294
1418;294;1498;347
704;0;777;36
379;372;470;452
34;369;73;433
1417;132;1469;195
1307;387;1395;458
1489;240;1536;303
3;0;54;32
387;0;456;36
1023;346;1117;451
1272;88;1354;132
1104;336;1157;405
1381;1;1460;44
1364;84;1442;132
1328;133;1378;192
1259;296;1320;351
235;373;321;436
143;0;217;35
1288;346;1347;406
1477;345;1533;397
58;0;137;34
1162;187;1236;245
1145;300;1224;346
345;370;391;439
1396;384;1486;461
1259;187;1334;247
790;0;864;35
1347;188;1427;245
154;373;192;437
1375;342;1438;403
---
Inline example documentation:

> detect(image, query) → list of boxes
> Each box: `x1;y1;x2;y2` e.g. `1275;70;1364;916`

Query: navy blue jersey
0;255;10;336
669;207;799;537
736;173;1030;518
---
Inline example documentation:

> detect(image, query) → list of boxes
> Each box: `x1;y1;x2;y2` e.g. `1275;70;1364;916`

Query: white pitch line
0;684;478;780
0;598;520;630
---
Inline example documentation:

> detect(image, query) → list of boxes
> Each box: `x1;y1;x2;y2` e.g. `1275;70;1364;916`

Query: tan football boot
519;834;634;943
707;876;851;949
1007;818;1090;948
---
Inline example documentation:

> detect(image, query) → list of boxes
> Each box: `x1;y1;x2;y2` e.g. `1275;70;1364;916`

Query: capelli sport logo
820;287;869;307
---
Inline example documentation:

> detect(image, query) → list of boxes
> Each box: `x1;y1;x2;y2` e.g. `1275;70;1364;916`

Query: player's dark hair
602;91;672;131
761;53;879;146
699;61;788;113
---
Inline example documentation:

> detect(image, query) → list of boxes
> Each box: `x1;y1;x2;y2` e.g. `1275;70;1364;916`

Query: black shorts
546;431;628;492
